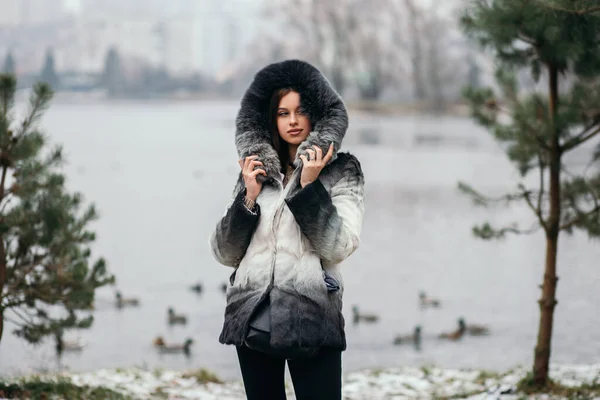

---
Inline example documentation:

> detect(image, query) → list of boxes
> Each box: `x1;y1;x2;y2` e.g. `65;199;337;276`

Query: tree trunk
0;164;6;343
533;65;561;385
405;0;426;100
0;238;5;343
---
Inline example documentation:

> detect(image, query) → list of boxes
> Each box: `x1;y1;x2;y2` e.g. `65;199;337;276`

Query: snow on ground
5;364;600;399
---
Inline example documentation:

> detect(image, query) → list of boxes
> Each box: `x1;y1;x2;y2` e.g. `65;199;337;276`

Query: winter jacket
210;59;365;352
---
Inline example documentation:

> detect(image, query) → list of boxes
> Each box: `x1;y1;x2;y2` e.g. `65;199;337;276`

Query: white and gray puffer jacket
210;59;365;352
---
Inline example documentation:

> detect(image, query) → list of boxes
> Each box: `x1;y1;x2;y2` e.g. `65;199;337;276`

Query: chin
283;135;309;146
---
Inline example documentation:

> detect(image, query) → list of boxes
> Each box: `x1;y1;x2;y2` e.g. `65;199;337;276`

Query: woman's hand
239;155;267;201
299;143;334;188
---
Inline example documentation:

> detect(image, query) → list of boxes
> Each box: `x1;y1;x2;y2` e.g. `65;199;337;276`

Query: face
276;91;311;146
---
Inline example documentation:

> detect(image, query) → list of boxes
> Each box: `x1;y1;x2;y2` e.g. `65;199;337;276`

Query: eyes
278;108;306;117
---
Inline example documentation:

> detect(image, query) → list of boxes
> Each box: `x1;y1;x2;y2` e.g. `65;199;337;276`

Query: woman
210;59;365;400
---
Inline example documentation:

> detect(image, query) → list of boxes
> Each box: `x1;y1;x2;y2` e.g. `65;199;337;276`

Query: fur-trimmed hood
235;59;349;181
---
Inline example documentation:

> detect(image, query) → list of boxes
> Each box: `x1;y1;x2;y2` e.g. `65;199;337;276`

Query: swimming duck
190;283;203;294
393;325;422;346
116;291;140;308
460;317;490;336
352;305;379;324
55;336;86;354
154;337;194;355
438;318;466;340
168;307;188;325
153;336;166;347
419;291;441;308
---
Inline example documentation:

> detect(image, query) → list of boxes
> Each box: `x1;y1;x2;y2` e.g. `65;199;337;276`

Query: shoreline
3;363;599;399
27;91;472;118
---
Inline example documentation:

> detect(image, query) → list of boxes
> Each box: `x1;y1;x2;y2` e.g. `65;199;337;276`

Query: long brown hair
267;88;292;172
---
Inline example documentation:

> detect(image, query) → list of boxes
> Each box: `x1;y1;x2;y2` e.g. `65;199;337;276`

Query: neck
288;144;298;163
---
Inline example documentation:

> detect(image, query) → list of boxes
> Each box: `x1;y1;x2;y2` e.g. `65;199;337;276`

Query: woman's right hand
239;155;267;201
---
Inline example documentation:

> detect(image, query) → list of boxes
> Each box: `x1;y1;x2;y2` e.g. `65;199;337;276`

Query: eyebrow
277;107;302;111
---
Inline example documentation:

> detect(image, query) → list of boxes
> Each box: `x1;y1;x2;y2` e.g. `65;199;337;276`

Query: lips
288;129;303;135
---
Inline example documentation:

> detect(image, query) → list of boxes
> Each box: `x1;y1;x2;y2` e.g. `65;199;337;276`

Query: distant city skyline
0;0;266;76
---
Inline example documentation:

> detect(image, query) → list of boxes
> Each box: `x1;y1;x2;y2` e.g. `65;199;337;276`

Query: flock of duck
54;283;228;357
351;291;491;350
53;286;489;357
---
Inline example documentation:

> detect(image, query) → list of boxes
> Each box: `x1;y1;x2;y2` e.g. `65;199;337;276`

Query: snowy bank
4;364;600;399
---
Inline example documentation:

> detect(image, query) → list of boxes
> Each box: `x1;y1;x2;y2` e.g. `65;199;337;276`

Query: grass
181;368;223;385
0;377;134;400
517;373;600;399
474;370;502;385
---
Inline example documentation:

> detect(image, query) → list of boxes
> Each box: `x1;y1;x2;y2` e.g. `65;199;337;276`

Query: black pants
236;345;342;400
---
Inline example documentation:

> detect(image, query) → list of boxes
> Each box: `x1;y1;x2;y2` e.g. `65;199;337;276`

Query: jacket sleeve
285;154;364;265
209;177;261;268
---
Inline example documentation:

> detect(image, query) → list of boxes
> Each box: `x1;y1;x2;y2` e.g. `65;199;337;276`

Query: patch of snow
7;363;600;399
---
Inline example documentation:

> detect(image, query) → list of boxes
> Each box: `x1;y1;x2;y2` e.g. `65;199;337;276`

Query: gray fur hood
235;59;349;181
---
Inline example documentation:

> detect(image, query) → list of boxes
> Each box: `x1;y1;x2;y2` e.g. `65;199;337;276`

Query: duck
352;305;379;324
168;307;188;325
55;335;86;354
419;291;441;308
153;336;194;355
460;317;490;336
115;291;140;308
438;318;466;341
190;283;203;294
393;325;422;346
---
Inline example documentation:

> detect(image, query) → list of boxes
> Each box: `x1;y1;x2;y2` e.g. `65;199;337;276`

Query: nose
289;113;298;126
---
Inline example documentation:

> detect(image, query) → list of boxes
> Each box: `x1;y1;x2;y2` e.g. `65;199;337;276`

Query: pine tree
2;52;15;76
0;74;115;345
40;48;60;90
459;0;600;386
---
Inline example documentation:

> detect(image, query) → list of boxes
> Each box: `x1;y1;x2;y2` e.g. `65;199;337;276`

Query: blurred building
0;0;262;78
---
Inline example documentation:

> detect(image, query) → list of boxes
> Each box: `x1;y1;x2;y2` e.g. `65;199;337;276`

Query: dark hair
267;88;293;172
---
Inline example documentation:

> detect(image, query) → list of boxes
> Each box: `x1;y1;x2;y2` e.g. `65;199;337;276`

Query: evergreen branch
4;315;23;327
537;154;545;225
562;125;600;151
518;183;548;231
18;83;53;136
535;2;600;15
9;306;33;326
0;194;15;214
5;254;49;295
473;221;542;239
458;181;543;206
1;297;24;308
560;204;600;231
518;33;537;46
560;168;600;231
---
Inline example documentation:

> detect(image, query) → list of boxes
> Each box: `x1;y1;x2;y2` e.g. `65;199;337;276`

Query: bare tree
258;0;424;101
404;0;427;100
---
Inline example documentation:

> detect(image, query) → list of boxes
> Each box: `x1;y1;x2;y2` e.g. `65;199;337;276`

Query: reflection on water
0;100;599;381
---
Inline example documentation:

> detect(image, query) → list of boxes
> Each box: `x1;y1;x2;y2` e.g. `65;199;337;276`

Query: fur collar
235;59;349;182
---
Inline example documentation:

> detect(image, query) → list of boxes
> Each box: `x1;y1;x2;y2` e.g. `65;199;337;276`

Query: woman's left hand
299;143;334;188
